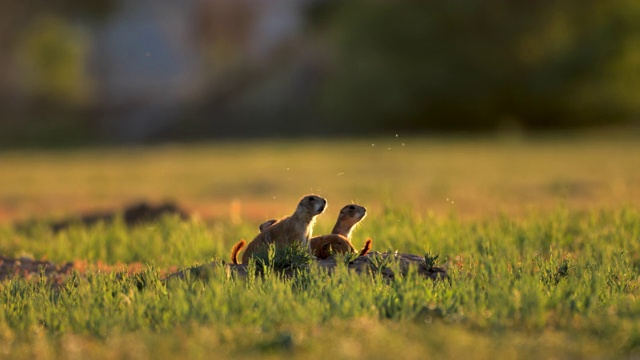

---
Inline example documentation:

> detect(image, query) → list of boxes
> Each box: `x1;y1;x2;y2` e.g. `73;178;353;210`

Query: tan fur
309;204;372;259
313;234;356;259
238;194;327;264
313;236;373;259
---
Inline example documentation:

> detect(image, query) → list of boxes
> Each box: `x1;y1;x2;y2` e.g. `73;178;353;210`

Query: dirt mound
165;251;448;282
0;256;75;285
0;251;446;288
0;255;176;288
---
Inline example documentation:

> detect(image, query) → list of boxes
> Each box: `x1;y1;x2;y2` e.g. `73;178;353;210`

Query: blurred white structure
90;0;317;141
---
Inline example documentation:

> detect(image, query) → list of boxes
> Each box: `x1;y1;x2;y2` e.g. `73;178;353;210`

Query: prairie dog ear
259;219;277;232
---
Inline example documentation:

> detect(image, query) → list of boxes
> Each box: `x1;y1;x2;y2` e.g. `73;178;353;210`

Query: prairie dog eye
308;196;315;202
348;205;355;210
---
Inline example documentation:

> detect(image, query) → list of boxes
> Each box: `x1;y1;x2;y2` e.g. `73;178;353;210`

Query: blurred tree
312;0;640;131
15;15;92;105
0;0;117;147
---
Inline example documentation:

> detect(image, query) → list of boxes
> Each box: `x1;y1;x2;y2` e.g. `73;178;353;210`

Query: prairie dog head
332;204;367;238
338;204;366;224
294;194;327;219
260;195;327;231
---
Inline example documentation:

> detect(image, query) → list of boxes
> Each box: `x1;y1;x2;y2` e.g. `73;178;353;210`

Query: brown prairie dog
230;194;327;264
309;204;372;259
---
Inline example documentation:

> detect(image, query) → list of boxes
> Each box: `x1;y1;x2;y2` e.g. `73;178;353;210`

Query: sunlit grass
0;136;639;358
0;207;638;358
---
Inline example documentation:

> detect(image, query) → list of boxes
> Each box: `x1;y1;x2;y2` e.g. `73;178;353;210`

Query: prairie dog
309;204;372;259
230;194;327;264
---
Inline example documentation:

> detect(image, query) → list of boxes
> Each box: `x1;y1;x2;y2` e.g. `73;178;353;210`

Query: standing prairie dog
230;194;327;264
259;204;364;237
308;204;373;259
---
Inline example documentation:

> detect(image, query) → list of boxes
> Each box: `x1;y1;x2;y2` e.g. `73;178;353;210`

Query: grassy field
1;136;639;359
1;135;639;223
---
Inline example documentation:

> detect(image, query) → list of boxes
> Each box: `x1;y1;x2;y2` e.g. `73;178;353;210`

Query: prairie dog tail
230;239;247;264
359;238;373;257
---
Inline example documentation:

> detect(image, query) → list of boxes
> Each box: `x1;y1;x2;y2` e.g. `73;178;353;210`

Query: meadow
0;135;639;359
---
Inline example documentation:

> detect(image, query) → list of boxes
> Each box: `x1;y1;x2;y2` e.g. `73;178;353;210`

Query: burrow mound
0;251;447;289
0;255;161;287
165;251;448;282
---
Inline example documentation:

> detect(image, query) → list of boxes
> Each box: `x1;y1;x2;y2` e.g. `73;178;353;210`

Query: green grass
1;136;640;358
0;207;639;358
251;242;315;273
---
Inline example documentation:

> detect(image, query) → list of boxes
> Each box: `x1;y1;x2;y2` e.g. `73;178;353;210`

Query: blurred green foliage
15;15;92;105
2;0;640;147
315;0;640;131
0;0;115;148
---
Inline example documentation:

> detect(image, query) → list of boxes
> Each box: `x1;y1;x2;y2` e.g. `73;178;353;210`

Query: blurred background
2;0;640;148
